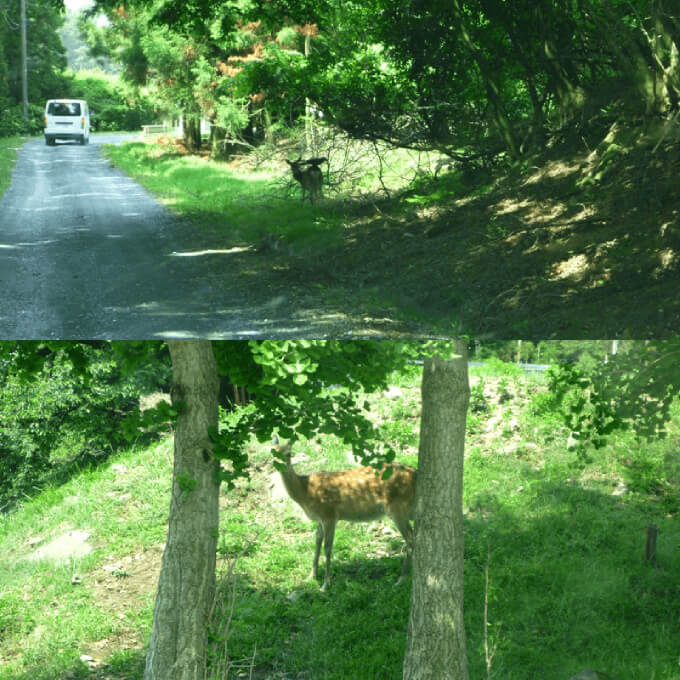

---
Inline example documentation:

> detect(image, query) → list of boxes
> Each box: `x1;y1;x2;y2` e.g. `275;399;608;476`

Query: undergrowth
1;364;678;679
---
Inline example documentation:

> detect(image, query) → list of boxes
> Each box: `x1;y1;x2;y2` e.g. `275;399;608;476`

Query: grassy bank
0;136;27;199
1;364;678;679
103;142;349;252
103;125;680;338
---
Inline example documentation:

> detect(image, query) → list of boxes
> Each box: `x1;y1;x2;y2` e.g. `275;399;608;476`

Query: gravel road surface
0;134;361;339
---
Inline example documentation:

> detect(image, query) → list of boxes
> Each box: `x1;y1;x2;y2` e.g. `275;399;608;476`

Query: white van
44;99;90;146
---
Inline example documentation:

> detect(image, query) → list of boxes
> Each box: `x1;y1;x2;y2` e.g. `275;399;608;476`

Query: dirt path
0;136;433;339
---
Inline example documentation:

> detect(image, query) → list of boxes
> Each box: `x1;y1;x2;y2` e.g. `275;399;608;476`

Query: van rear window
48;102;81;116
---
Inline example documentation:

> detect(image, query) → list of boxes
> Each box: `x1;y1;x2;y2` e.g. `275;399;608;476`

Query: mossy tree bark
144;340;220;680
403;345;470;680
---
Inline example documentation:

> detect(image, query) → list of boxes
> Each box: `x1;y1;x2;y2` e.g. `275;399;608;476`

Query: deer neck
279;456;310;507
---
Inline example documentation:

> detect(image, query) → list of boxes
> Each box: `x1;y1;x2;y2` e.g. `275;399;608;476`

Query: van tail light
81;117;85;128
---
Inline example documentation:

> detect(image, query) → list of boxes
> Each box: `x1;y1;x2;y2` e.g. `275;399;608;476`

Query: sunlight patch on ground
595;238;619;254
452;194;479;208
494;197;532;214
522;158;584;186
415;204;448;221
551;253;590;281
657;248;676;273
568;203;596;223
170;247;252;256
493;195;595;226
525;199;569;224
28;529;92;563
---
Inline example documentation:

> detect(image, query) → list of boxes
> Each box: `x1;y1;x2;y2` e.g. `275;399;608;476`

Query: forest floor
1;364;679;680
102;117;680;339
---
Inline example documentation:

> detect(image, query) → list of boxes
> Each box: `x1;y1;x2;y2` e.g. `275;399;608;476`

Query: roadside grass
102;139;461;334
0;136;28;199
2;366;679;679
102;142;349;252
102;125;680;338
101;140;448;257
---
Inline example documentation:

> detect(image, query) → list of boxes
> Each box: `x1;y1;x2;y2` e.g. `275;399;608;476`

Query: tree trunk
452;0;519;158
183;113;202;152
144;341;220;680
403;344;470;680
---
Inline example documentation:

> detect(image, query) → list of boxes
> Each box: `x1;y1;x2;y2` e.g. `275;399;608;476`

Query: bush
94;102;154;131
0;103;43;137
0;344;169;510
66;71;157;132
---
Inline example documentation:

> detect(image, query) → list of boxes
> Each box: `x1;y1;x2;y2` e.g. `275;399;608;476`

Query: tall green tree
241;0;680;160
0;0;68;133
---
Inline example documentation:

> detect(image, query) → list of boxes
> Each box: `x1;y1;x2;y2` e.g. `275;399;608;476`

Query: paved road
0;134;348;339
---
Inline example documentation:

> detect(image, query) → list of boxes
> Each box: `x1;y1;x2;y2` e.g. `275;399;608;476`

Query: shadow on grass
8;474;678;680
217;478;679;680
217;555;411;680
462;478;680;680
262;139;680;338
101;133;680;338
4;648;145;680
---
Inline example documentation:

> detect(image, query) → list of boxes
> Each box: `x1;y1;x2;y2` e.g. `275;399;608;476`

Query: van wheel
45;136;54;146
79;135;86;145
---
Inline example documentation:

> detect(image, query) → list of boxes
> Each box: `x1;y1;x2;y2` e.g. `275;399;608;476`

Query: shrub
65;71;157;132
0;345;169;510
0;103;43;137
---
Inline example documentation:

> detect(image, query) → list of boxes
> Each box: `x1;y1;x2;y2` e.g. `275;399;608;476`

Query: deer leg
392;517;413;586
320;519;336;592
308;522;323;581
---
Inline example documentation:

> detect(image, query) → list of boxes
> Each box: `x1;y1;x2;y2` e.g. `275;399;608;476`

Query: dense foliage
0;0;157;136
82;0;679;157
0;0;69;135
546;340;680;476
67;70;157;130
210;340;425;487
60;8;118;73
3;0;678;150
2;339;677;515
0;342;170;509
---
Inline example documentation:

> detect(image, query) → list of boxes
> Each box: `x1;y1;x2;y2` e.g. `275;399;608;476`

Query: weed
470;379;489;413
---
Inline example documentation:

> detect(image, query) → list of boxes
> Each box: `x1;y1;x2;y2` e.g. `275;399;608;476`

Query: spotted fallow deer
273;437;416;591
286;157;327;203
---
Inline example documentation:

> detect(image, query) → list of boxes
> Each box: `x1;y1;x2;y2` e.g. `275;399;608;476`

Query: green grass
0;136;28;199
102;142;348;252
100;141;459;333
0;440;172;680
1;365;679;679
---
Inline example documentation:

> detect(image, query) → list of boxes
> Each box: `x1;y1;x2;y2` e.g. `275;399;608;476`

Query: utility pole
20;0;28;121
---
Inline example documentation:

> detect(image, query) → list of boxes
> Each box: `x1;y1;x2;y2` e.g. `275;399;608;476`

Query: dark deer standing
286;157;327;203
273;437;416;591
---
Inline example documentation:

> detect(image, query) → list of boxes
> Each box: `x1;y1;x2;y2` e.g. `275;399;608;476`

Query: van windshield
48;102;81;116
